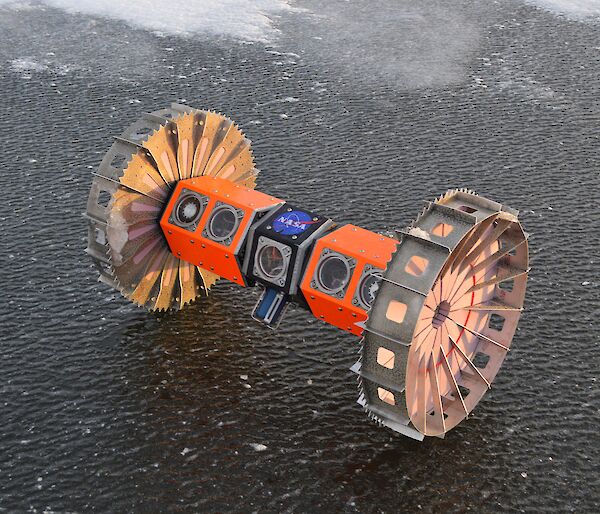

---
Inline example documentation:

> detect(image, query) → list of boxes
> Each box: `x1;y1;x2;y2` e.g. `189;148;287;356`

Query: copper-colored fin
447;331;491;388
448;214;498;274
175;113;197;180
456;299;522;312
119;151;170;201
205;122;248;176
458;217;514;274
129;247;169;307
110;188;163;224
214;144;255;183
237;168;259;189
466;265;529;293
428;353;446;434
415;359;428;433
450;317;510;352
440;345;469;416
413;325;435;361
154;253;180;311
192;112;227;177
470;235;528;277
198;266;219;292
143;124;180;184
178;260;198;308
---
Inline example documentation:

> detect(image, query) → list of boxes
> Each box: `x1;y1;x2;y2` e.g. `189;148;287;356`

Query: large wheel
85;104;258;311
354;190;529;439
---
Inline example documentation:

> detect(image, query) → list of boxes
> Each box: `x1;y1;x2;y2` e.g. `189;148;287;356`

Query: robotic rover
85;104;529;440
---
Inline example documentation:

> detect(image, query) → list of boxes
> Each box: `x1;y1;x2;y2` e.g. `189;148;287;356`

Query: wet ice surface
1;0;599;512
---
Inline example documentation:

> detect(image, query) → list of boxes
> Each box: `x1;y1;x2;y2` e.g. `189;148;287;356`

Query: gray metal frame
352;189;527;440
84;103;193;290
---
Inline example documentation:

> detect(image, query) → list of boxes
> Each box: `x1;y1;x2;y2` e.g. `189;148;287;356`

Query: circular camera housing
253;236;292;287
169;189;208;232
354;265;383;310
203;202;244;245
312;250;355;298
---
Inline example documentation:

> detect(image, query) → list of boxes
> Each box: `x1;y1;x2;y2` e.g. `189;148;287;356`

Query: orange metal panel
300;224;398;336
160;176;282;286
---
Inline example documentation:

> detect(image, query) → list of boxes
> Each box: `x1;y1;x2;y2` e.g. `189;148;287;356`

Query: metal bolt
313;217;318;221
266;226;272;230
292;235;297;240
338;307;343;311
177;252;181;256
352;313;357;317
190;240;195;244
287;207;292;211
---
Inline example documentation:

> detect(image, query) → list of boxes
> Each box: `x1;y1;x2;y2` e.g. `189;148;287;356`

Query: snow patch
526;0;600;20
10;58;48;73
0;0;300;42
249;443;267;451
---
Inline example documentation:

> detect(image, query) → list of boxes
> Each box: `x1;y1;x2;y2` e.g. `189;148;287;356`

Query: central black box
242;203;333;296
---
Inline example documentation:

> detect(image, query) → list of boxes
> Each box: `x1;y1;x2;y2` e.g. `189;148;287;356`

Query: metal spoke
466;265;529;293
449;316;510;352
470;236;528;276
451;299;521;313
440;345;469;416
447;215;498;274
458;218;512;274
448;331;491;389
428;353;446;433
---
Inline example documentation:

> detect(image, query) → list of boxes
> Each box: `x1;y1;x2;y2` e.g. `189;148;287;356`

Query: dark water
1;1;599;512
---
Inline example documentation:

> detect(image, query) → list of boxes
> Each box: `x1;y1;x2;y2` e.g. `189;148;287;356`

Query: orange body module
300;225;398;336
160;176;282;286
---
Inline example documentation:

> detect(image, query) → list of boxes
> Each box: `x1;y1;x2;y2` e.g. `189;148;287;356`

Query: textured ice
0;0;299;42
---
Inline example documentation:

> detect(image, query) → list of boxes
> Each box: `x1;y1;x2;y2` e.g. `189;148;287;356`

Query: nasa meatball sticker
272;210;317;236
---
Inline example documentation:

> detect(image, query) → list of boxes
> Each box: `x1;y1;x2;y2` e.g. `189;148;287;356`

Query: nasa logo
272;210;317;236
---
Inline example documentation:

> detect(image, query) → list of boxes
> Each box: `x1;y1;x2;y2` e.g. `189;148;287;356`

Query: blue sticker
272;210;318;236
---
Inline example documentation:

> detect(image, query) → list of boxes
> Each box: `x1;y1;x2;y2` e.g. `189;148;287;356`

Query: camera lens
258;245;286;280
317;255;351;293
208;205;239;241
